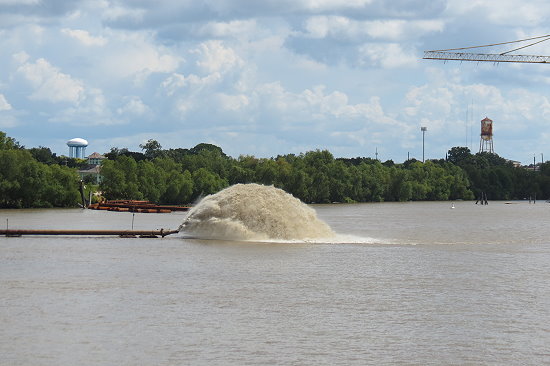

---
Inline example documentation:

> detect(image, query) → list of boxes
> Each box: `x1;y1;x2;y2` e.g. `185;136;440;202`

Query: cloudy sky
1;0;549;164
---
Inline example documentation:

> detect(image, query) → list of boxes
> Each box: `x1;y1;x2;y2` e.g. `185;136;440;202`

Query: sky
0;0;549;165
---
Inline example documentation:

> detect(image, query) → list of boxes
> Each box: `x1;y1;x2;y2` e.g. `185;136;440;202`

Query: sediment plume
179;183;335;241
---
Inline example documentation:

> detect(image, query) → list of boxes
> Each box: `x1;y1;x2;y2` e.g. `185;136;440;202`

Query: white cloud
161;73;186;96
52;87;118;126
255;82;311;119
294;56;327;72
116;96;151;117
1;0;548;162
217;93;250;111
303;16;349;38
446;0;549;26
402;69;550;149
404;84;455;121
200;0;373;15
193;40;243;74
12;51;30;64
99;2;146;22
100;32;180;80
255;82;398;126
364;19;444;40
303;16;444;41
61;28;107;46
301;85;370;119
0;0;38;4
17;57;84;103
358;43;418;68
0;94;12;111
175;98;194;116
198;20;258;38
186;73;223;87
161;72;223;97
296;0;373;11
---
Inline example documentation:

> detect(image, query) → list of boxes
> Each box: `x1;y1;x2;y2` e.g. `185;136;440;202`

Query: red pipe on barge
88;200;191;213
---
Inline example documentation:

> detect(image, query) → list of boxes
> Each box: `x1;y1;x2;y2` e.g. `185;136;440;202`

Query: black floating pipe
1;229;179;238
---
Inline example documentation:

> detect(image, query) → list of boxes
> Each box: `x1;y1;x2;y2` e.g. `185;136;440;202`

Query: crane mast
423;34;550;64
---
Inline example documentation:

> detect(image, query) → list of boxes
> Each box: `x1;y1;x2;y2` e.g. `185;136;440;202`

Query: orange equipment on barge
88;200;190;213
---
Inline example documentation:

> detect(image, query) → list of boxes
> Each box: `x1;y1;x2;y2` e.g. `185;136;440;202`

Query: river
1;200;549;365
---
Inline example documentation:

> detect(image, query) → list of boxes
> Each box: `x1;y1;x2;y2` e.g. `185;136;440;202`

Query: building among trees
78;152;105;183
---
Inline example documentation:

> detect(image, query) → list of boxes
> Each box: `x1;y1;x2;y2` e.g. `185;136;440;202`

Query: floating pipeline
1;228;179;238
88;200;191;213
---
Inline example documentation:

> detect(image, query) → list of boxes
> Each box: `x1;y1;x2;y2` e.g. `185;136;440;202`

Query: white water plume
179;184;335;241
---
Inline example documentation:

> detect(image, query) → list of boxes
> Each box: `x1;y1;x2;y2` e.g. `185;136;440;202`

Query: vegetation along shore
1;131;549;208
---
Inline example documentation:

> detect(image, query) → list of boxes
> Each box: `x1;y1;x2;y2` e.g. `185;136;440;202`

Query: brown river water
1;198;550;365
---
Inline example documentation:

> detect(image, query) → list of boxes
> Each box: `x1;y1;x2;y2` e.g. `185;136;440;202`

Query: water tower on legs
479;117;494;153
67;138;88;159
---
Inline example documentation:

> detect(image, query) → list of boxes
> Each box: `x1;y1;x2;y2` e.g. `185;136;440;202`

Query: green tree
0;148;79;208
255;159;278;185
162;170;194;204
228;164;255;184
360;162;387;202
327;159;352;202
138;160;164;203
99;156;141;200
181;148;231;178
189;143;226;156
447;146;472;165
28;146;57;164
99;159;127;199
386;167;411;201
117;155;141;199
139;139;163;159
43;164;81;207
448;164;474;200
287;169;311;202
0;131;21;150
192;168;228;199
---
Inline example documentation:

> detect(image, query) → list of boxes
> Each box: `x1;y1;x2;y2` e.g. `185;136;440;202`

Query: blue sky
0;0;549;164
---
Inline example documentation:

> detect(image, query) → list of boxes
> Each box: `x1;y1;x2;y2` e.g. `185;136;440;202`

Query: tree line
1;131;549;208
0;132;81;208
100;139;549;204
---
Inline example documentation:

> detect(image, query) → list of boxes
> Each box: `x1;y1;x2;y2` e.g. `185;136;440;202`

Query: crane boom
423;34;550;64
423;51;550;64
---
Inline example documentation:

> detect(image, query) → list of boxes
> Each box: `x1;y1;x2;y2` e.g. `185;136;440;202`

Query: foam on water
257;234;384;245
179;183;336;241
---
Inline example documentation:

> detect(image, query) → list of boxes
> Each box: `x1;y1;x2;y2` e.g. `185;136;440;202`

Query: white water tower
67;138;88;159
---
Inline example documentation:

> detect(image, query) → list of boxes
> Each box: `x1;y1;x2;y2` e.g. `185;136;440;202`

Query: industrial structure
423;35;548;165
479;117;494;153
423;34;550;64
421;126;427;162
67;138;88;159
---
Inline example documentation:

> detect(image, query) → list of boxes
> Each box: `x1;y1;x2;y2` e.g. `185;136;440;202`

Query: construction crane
423;34;550;64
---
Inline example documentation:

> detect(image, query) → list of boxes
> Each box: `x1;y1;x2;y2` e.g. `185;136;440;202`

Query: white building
78;152;105;184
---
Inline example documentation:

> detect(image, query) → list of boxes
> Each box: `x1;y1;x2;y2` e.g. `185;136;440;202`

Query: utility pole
421;127;427;162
